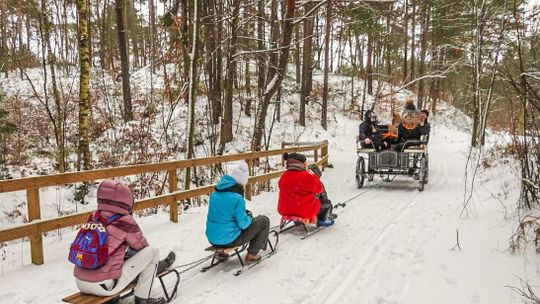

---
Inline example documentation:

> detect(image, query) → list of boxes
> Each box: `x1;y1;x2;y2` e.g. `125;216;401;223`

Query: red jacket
278;169;323;221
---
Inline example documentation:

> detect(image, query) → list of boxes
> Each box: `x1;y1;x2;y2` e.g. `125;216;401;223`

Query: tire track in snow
300;145;450;304
322;195;418;304
294;185;419;304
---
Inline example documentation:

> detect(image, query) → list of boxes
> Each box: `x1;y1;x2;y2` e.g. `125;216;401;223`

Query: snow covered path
0;115;536;304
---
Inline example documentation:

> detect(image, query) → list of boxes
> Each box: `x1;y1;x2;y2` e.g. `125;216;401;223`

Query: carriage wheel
356;157;365;189
418;158;426;191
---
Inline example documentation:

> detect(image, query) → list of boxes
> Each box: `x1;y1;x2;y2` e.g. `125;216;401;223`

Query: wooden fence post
168;170;178;223
27;188;43;265
281;142;285;166
245;159;253;201
321;141;329;170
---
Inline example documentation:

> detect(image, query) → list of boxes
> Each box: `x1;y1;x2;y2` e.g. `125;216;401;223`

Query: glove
125;247;138;260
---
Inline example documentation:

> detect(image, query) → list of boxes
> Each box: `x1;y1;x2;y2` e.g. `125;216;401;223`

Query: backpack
68;211;123;269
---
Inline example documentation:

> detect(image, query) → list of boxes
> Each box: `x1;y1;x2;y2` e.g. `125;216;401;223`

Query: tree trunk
417;3;428;110
251;0;296;152
256;0;266;100
294;23;301;84
42;0;66;173
77;0;91;171
115;0;133;122
149;0;156;73
300;1;315;127
204;0;221;124
367;32;373;95
403;0;408;82
185;0;199;189
322;0;331;130
219;0;240;149
410;1;416;81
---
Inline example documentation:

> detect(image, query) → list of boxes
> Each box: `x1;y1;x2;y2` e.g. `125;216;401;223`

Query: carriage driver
358;110;389;151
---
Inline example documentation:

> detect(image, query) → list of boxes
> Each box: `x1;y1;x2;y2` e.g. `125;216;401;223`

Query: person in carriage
358;110;390;151
278;153;335;227
420;109;431;141
395;101;424;151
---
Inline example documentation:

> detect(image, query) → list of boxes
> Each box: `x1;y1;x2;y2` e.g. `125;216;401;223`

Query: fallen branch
451;229;462;251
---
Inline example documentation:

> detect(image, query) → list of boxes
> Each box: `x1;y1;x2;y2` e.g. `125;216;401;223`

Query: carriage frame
355;138;429;191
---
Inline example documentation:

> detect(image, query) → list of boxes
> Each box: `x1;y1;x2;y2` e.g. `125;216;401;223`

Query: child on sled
278;153;336;227
71;180;175;304
205;161;270;262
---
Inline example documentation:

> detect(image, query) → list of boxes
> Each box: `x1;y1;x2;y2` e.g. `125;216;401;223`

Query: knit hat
283;152;306;163
364;110;373;122
405;100;416;111
97;180;134;214
229;161;249;186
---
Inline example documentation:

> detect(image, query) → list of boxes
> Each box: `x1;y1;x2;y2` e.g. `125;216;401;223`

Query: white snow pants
76;246;160;299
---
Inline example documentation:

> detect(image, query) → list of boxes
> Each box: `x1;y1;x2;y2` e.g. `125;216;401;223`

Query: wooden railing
0;141;329;265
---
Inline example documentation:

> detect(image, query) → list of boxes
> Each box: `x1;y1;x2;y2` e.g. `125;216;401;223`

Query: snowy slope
0;111;535;304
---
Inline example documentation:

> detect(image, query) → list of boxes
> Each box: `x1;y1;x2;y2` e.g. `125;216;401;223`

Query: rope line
172;182;382;276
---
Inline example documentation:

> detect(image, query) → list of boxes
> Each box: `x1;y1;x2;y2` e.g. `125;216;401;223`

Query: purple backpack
68;211;123;269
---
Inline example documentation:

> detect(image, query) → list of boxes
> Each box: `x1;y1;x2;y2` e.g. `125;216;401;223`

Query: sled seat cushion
205;245;244;255
281;215;316;224
62;270;174;304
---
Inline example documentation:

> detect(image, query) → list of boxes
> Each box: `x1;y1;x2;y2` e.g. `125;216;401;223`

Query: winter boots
156;251;176;274
245;253;262;263
316;219;335;227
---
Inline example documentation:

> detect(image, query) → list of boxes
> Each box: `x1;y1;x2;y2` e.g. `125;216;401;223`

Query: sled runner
62;268;180;304
201;230;279;276
279;215;325;240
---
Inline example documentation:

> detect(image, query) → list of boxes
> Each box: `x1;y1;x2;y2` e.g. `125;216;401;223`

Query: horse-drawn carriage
355;108;430;191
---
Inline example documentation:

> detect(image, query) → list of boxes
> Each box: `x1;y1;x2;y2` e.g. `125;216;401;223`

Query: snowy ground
0;111;536;304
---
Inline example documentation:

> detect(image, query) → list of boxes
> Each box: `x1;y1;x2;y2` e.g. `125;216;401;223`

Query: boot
245;253;262;263
316;219;335;227
328;213;338;220
156;251;176;274
213;250;230;261
134;296;166;304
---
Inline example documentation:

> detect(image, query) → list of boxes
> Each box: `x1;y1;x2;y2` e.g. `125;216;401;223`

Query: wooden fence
0;141;329;265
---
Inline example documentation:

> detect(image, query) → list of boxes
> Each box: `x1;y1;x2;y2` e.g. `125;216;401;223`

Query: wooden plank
245;160;253;201
0;157;331;245
27;188;43;265
62;270;174;303
0;212;91;243
0;145;324;193
62;284;135;304
282;141;326;146
168;170;178;223
0;144;331;266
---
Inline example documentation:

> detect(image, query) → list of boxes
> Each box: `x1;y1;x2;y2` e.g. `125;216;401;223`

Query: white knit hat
229;161;249;186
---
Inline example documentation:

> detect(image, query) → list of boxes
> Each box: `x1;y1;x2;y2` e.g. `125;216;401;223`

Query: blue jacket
205;175;253;245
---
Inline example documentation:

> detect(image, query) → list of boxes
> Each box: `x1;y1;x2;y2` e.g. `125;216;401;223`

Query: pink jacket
74;180;149;282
